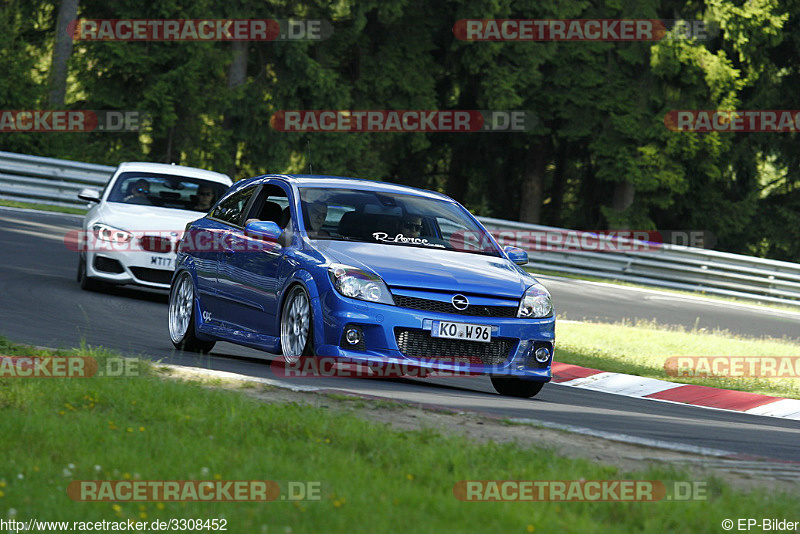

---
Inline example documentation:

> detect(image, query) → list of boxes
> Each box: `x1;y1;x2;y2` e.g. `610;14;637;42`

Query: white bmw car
77;162;232;291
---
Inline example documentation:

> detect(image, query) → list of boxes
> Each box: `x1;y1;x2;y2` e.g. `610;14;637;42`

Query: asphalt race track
1;208;799;462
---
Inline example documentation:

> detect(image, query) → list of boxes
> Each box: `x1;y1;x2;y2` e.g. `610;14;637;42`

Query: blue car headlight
517;284;553;318
328;264;395;305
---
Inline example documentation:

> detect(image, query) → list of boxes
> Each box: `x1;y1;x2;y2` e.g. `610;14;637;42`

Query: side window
210;186;256;226
435;217;460;240
245;184;291;228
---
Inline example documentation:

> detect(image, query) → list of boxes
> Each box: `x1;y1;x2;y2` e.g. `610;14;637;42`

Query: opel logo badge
451;294;469;310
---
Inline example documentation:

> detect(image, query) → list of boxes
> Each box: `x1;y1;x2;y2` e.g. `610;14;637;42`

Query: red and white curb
551;362;800;421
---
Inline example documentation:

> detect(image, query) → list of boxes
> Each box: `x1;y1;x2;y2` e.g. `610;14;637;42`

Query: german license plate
150;256;172;268
431;321;492;343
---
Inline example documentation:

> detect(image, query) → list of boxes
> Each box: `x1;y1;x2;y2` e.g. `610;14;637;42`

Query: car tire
169;271;215;353
77;253;104;292
280;285;315;364
490;376;545;398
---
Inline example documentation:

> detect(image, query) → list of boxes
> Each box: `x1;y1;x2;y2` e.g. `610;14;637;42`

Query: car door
216;182;292;333
203;184;258;328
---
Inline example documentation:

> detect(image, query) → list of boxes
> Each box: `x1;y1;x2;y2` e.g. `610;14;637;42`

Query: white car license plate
431;321;492;343
149;256;172;268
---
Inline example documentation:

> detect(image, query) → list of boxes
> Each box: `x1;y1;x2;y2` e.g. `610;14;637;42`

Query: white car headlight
517;284;553;318
92;223;133;243
328;264;394;305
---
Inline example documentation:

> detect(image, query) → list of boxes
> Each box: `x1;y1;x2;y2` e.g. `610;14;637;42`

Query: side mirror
245;220;283;243
504;245;528;265
78;188;101;203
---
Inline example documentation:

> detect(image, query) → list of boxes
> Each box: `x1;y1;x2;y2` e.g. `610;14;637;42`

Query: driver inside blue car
307;201;329;237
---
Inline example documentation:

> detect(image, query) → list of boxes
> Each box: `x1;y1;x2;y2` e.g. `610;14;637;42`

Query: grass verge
556;320;800;399
0;199;87;215
0;336;796;531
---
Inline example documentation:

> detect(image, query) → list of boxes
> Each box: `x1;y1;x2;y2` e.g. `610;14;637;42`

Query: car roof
256;174;454;201
115;162;232;185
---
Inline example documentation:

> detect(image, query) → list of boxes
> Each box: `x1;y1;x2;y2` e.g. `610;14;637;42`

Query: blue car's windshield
298;187;501;256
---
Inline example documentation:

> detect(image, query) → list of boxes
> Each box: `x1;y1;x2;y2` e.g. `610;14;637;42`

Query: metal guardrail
478;217;800;307
0;150;115;208
1;150;799;307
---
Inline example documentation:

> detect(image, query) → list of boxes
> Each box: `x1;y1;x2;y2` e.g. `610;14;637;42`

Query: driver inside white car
124;179;152;205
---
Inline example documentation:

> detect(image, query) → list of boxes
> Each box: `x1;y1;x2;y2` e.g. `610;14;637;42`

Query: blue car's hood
317;241;533;298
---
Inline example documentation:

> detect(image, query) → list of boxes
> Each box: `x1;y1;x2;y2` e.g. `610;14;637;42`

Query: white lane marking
536;274;800;319
161;360;746;458
161;357;800;427
3;226;71;243
506;417;736;457
0;214;78;232
643;294;800;319
674;458;800;480
556;371;615;387
158;362;323;392
745;399;800;420
0;206;84;220
560;372;687;397
551;380;800;421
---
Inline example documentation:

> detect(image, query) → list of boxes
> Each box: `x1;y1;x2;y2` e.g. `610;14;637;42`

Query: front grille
130;267;172;285
94;256;124;274
395;328;514;366
140;236;172;253
393;295;517;318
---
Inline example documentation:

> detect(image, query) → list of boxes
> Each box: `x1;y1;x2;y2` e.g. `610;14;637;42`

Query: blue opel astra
168;175;555;397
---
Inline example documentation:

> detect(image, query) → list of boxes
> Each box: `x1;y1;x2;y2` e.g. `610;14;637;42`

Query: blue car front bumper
311;288;555;380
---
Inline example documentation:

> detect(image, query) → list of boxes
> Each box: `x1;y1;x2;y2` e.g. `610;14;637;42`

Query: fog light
534;347;550;363
345;327;362;345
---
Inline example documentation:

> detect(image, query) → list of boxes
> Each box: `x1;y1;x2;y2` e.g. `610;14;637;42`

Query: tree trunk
227;40;248;90
48;0;79;107
519;139;549;223
610;180;635;229
579;157;602;228
220;40;249;177
548;141;569;226
446;143;469;203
